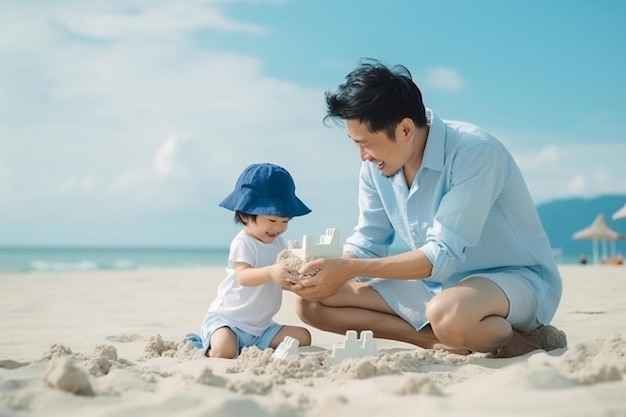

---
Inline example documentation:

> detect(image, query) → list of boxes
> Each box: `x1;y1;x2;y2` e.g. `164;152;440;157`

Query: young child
196;163;312;358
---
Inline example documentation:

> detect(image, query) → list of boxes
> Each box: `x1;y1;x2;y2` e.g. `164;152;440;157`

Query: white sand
1;265;625;416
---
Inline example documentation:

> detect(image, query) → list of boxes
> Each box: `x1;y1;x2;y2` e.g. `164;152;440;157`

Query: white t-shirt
207;230;285;336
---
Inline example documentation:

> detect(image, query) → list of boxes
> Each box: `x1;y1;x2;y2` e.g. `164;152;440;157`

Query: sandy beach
1;265;625;416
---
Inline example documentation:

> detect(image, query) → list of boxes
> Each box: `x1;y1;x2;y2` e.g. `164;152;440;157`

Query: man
294;59;564;357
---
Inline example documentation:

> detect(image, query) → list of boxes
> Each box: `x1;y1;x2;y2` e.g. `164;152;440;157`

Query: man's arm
294;249;433;301
343;162;396;259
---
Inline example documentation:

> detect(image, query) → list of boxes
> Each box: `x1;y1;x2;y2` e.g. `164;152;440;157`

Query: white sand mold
276;228;342;283
326;330;378;365
272;336;301;361
287;228;341;260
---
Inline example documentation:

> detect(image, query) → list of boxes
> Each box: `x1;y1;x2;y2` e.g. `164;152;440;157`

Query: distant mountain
536;194;626;261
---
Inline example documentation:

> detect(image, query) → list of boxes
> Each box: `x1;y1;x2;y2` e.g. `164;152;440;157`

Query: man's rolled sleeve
420;221;468;283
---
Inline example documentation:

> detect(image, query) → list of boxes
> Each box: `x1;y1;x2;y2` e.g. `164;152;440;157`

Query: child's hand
270;263;300;287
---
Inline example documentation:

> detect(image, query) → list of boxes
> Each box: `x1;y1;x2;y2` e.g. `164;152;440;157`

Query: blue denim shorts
200;314;284;356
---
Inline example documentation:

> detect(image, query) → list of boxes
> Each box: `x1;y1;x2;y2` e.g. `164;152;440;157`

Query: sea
0;247;230;273
0;246;581;273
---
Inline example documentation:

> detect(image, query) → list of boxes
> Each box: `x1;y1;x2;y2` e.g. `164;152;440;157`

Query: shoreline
0;246;605;274
0;259;612;275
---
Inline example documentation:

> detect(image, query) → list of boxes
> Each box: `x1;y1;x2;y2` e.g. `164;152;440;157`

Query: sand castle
271;336;300;360
286;228;342;260
273;330;378;364
276;228;342;283
275;229;379;364
326;330;378;365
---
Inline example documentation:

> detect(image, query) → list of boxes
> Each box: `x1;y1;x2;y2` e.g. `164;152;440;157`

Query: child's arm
234;262;296;287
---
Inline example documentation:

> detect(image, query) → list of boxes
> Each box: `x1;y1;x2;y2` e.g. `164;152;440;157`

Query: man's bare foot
494;325;568;358
494;330;540;358
432;343;472;356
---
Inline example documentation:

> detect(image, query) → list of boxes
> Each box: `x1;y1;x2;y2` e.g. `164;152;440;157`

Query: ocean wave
31;260;100;272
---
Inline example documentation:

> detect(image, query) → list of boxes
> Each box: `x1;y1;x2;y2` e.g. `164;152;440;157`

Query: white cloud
54;176;99;195
0;1;267;49
487;125;626;204
4;1;621;246
422;67;465;92
1;1;335;197
509;144;561;172
112;169;149;192
509;142;626;203
566;174;587;194
0;165;9;195
154;134;190;177
56;1;268;41
0;0;364;246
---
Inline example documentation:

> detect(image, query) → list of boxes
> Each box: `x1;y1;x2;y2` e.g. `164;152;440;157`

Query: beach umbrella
613;203;626;221
573;213;621;264
573;213;621;240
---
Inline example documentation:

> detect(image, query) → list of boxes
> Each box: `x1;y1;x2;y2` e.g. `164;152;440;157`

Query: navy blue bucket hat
219;163;311;217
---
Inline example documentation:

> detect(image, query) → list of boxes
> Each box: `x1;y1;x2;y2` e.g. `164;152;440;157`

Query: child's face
245;215;290;244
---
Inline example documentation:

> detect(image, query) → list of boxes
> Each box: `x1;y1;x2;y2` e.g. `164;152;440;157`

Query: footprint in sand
0;359;30;370
105;334;146;343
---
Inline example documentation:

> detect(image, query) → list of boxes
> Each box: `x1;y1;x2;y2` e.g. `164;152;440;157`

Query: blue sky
1;0;625;247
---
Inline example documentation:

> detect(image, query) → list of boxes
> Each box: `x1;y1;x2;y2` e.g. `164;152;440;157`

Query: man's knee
295;297;317;325
425;295;467;346
295;297;336;331
425;294;458;324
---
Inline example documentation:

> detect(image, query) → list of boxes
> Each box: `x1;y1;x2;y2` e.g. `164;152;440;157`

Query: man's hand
292;257;352;301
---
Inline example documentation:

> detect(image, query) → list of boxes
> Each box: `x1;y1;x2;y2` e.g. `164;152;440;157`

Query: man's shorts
364;268;541;333
464;270;540;332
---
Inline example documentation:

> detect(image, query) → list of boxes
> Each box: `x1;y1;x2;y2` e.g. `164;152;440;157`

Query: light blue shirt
344;110;562;324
